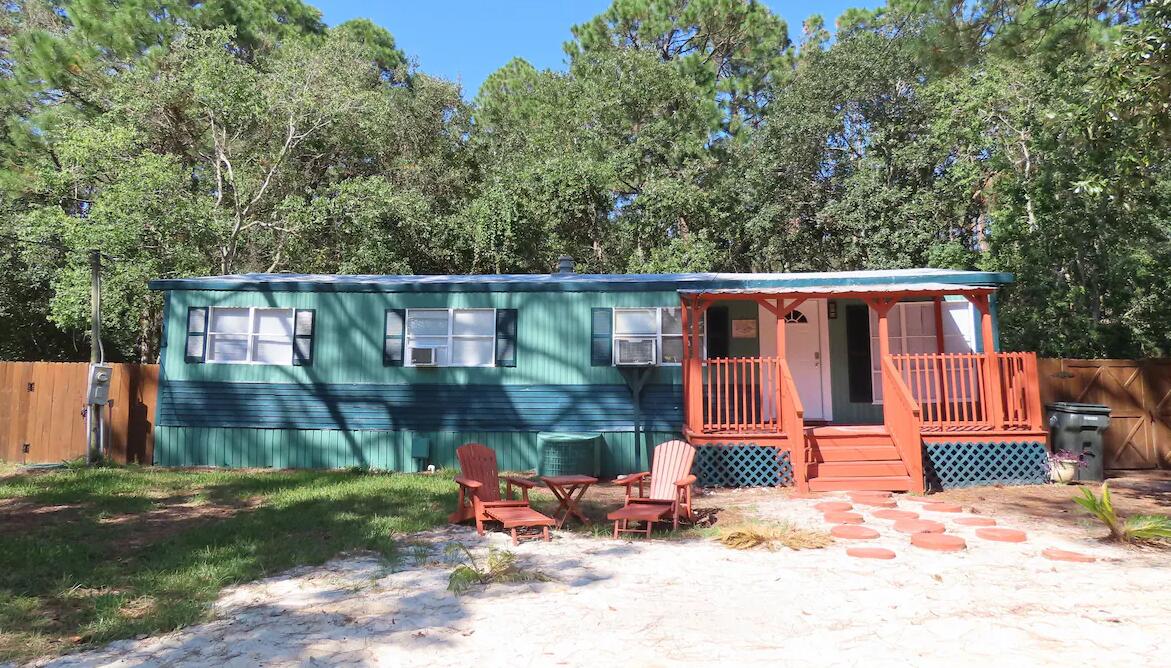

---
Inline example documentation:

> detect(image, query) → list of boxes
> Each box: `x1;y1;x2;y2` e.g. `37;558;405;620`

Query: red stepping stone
904;497;942;505
1042;548;1097;563
893;519;945;534
847;547;896;560
911;533;967;552
831;524;880;540
814;502;853;513
920;502;963;513
848;491;892;500
975;528;1028;543
872;509;918;521
954;517;997;527
823;511;864;524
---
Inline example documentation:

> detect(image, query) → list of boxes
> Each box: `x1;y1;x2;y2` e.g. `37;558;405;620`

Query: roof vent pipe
557;255;575;274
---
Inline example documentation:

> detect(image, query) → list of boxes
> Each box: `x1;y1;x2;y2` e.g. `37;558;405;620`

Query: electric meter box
87;364;113;405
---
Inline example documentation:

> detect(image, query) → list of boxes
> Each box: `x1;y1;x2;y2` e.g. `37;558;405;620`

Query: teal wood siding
155;287;687;470
827;299;883;424
154;427;680;478
161;289;684;386
157;381;682;432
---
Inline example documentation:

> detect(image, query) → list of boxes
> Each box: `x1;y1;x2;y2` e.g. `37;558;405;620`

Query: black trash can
1046;402;1111;481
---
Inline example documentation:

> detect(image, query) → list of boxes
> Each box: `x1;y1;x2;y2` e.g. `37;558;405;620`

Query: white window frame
869;301;977;403
404;308;497;368
206;307;296;365
612;307;703;367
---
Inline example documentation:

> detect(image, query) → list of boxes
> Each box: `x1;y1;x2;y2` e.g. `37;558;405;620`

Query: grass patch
0;465;453;662
716;522;834;551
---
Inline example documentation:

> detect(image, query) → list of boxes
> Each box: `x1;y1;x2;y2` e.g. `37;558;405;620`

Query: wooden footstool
484;506;556;544
608;502;671;539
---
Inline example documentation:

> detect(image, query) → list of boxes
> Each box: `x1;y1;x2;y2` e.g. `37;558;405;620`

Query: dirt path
30;490;1170;668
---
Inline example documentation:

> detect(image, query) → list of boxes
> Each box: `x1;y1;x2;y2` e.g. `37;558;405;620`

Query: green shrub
1074;483;1171;544
445;543;551;594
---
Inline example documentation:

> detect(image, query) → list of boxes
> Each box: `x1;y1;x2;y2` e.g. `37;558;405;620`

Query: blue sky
312;1;883;98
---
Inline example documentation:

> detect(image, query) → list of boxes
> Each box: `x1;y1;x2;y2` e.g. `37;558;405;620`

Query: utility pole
88;249;101;464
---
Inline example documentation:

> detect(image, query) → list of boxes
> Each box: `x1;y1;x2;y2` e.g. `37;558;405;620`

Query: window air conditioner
410;347;438;366
614;338;656;366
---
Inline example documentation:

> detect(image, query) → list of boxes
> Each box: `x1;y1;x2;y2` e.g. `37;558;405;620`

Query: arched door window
785;310;809;324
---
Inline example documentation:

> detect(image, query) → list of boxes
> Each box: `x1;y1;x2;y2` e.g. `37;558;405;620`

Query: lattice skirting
694;444;793;488
924;441;1049;490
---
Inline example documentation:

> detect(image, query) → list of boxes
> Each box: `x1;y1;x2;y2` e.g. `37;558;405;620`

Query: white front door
758;300;832;421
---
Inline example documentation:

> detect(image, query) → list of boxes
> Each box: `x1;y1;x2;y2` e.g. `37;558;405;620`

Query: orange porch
677;285;1048;492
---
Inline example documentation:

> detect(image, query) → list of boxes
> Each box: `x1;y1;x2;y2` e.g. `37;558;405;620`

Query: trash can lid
1046;402;1111;415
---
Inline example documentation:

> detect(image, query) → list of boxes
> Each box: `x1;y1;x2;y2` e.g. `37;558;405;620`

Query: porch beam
756;296;808;320
681;287;995;303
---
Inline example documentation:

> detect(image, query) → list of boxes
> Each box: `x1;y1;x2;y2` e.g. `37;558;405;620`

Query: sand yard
30;486;1170;668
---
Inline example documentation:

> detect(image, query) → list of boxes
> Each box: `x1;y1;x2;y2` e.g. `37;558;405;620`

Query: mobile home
149;264;1049;491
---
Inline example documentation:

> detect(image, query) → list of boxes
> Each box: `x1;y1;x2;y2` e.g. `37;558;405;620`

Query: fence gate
1039;359;1171;470
0;362;158;465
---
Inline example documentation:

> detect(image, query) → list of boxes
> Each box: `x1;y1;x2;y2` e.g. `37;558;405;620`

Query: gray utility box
86;364;114;405
1047;402;1111;481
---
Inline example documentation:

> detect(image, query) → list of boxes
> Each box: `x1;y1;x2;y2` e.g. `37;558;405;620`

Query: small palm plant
1074;483;1171;544
445;543;552;594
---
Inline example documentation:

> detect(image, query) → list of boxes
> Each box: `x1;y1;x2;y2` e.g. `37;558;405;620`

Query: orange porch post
681;296;704;435
756;297;809;490
868;296;899;379
932;297;946;354
968;294;1004;430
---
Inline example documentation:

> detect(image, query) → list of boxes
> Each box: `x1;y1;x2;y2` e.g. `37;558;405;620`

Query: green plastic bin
537;432;601;477
1046;402;1110;481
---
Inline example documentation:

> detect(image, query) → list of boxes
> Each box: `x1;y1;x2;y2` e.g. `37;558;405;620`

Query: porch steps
813;445;901;461
809;475;915;492
809;461;909;477
804;426;914;492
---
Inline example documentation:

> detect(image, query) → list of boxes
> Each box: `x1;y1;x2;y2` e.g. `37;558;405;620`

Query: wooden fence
1038;358;1171;470
0;362;158;465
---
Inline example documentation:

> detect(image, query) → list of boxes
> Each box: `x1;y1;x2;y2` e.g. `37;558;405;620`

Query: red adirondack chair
607;439;697;538
449;443;555;544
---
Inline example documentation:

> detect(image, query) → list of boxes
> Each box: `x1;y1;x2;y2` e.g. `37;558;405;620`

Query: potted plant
1048;450;1082;484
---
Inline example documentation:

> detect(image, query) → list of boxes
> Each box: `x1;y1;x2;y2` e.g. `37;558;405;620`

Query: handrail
778;361;807;490
888;352;1043;432
701;356;788;433
882;357;924;493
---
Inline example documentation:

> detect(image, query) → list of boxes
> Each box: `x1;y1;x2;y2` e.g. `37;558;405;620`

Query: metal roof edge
147;270;1014;293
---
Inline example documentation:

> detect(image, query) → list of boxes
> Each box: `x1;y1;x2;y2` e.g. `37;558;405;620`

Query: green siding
721;299;761;358
827;299;883;424
162;289;684;387
155;426;679;477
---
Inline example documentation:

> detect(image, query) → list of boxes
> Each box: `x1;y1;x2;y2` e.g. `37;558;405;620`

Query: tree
470;48;721;273
566;0;793;137
4;20;468;360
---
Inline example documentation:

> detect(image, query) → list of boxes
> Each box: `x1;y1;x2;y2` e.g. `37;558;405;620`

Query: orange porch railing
700;357;798;434
888;352;1044;432
881;356;924;492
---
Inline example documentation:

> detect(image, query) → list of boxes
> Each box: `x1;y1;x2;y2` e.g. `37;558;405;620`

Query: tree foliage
1;0;1169;360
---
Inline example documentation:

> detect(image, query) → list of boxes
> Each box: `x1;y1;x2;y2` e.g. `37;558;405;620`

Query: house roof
147;268;1012;294
679;282;997;300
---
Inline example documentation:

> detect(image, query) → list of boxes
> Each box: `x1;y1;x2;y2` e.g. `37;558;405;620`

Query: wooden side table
539;475;598;528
